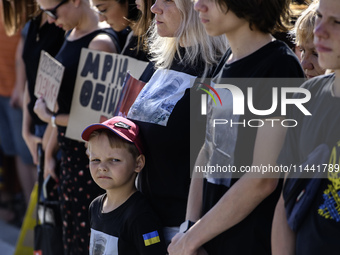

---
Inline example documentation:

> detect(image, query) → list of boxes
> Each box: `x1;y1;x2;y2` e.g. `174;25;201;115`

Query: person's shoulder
123;192;163;236
301;73;335;93
127;191;152;209
89;194;105;210
261;40;304;77
89;31;118;53
124;192;157;218
265;40;300;63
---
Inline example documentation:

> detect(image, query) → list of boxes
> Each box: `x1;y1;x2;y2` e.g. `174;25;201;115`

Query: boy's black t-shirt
89;191;166;255
278;74;340;255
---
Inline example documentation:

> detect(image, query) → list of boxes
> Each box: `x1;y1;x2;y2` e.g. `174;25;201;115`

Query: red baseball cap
81;116;143;154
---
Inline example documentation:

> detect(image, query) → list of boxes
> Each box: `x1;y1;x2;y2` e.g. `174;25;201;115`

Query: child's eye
111;158;120;162
91;158;100;162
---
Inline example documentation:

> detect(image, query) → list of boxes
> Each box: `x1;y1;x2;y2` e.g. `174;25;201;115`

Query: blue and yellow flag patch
143;231;160;246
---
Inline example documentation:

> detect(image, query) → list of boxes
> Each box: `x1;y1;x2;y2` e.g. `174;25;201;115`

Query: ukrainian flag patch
143;231;160;246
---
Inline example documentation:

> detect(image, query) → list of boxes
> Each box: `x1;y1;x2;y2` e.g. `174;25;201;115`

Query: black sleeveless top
55;29;118;115
22;14;65;125
55;28;119;135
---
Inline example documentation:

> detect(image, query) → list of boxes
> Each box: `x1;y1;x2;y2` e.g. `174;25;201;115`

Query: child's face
87;133;142;192
194;0;247;37
314;0;340;71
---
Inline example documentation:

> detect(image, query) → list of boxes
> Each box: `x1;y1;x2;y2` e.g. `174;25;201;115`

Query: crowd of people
0;0;339;254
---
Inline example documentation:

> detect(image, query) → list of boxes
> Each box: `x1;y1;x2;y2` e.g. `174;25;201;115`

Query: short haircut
293;0;319;46
88;129;140;159
214;0;291;34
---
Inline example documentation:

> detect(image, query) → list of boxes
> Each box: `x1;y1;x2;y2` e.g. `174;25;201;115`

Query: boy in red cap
82;116;166;255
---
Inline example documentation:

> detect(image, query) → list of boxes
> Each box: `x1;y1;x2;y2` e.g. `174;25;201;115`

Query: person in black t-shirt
168;0;305;254
272;0;340;254
127;0;227;246
82;116;166;255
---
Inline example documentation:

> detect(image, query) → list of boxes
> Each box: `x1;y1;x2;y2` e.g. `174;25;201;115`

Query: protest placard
34;51;64;112
66;48;148;141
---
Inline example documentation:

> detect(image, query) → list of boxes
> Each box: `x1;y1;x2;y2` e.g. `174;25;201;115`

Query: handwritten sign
34;51;64;112
66;48;148;141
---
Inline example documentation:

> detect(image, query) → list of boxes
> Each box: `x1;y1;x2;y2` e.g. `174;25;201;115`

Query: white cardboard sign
66;48;148;141
34;51;64;112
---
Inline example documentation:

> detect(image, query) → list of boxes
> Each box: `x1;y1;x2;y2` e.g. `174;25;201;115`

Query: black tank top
55;28;118;115
22;14;65;126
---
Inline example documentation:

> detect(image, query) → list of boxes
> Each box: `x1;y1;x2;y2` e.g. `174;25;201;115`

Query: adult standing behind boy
81;116;166;255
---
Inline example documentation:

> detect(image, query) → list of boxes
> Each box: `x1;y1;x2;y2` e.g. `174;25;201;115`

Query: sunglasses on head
40;0;68;20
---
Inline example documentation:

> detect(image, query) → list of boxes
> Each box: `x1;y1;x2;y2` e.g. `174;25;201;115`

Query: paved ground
0;219;20;255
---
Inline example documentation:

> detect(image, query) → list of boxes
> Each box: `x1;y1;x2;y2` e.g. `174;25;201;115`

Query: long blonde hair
148;0;227;75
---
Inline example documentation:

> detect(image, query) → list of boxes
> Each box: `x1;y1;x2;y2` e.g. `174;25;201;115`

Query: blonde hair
148;0;227;75
293;0;319;47
88;129;140;158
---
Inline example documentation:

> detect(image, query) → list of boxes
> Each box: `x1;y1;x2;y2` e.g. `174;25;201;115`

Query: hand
34;97;51;123
10;86;23;109
168;233;205;255
44;153;59;183
23;133;42;165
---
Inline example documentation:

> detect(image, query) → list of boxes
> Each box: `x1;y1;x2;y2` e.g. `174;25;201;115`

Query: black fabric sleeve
129;212;167;255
